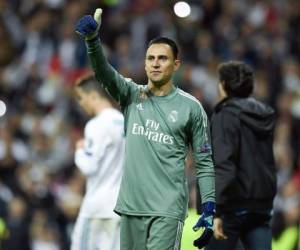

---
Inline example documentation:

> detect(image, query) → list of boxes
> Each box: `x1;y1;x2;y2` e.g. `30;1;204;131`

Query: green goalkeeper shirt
86;38;215;221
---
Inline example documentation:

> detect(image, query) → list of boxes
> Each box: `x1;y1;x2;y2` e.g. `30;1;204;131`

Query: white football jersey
75;108;124;218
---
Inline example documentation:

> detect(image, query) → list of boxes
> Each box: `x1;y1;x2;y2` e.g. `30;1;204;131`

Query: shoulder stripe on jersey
178;89;201;105
178;89;208;132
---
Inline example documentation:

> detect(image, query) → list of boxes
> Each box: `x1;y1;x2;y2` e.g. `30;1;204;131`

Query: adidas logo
136;103;144;111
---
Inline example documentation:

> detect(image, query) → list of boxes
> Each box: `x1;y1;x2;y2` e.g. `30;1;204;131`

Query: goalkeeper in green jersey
75;8;215;250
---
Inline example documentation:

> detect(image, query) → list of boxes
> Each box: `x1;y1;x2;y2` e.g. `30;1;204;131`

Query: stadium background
0;0;299;249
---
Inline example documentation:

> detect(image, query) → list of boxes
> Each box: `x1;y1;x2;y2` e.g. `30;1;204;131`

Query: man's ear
218;81;228;99
174;59;181;71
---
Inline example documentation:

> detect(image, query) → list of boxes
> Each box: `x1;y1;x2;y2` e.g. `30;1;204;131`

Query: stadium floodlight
174;1;191;18
0;100;6;117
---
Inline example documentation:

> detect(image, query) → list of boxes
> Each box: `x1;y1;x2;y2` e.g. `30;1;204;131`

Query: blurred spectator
3;196;30;250
30;209;60;250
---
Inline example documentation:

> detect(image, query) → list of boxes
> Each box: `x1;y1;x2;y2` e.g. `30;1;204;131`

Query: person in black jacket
206;61;277;250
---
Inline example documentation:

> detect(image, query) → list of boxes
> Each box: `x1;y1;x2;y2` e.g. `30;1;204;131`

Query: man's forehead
146;43;172;56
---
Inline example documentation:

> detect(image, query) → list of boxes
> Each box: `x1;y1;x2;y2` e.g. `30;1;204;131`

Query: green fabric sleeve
190;103;215;204
85;38;137;106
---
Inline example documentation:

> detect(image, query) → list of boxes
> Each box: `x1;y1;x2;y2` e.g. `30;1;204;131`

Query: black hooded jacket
211;97;277;215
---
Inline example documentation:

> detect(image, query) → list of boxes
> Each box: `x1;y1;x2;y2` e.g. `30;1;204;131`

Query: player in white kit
72;74;125;250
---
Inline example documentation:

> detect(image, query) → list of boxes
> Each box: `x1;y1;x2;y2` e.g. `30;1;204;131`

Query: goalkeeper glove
75;8;102;40
193;201;215;249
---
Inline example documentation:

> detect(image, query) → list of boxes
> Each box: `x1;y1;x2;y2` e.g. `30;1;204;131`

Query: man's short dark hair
147;36;179;60
75;73;113;101
218;61;254;98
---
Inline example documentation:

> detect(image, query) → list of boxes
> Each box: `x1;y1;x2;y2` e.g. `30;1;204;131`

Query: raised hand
75;8;102;40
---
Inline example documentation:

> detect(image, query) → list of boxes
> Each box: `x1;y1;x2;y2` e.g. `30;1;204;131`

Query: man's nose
152;59;160;67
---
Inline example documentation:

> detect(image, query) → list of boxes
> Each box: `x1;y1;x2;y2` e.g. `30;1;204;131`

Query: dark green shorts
120;215;183;250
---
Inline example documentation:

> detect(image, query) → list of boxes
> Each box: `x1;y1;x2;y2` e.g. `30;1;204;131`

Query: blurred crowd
0;0;299;249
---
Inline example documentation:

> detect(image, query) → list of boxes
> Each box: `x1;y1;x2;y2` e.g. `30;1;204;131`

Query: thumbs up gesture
75;8;103;40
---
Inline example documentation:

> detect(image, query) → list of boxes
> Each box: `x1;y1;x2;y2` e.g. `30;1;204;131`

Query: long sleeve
190;103;215;203
85;38;138;106
211;110;240;212
74;109;125;219
75;119;111;176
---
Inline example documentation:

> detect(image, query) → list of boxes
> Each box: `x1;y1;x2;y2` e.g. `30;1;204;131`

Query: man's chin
150;79;164;87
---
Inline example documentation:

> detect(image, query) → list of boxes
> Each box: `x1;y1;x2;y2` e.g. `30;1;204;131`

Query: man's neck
148;81;174;97
94;100;112;115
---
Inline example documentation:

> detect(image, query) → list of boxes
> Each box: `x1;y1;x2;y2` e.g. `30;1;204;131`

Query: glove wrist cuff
202;201;216;216
85;32;99;41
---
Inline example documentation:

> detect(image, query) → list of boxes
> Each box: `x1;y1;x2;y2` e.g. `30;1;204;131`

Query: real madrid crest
168;110;178;123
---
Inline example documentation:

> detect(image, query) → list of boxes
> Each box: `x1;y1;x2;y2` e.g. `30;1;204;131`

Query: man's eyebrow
146;54;169;59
